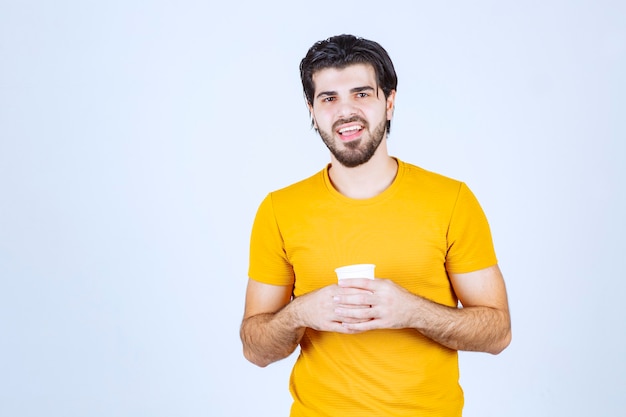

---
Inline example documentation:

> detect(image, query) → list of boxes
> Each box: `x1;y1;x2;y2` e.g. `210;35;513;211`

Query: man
240;34;511;416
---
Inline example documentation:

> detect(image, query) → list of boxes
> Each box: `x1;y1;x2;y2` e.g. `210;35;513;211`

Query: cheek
313;111;333;128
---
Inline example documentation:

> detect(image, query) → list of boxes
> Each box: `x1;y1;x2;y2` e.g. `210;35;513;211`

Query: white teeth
339;126;362;134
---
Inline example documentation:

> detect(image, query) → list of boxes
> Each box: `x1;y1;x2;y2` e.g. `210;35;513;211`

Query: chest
278;199;454;301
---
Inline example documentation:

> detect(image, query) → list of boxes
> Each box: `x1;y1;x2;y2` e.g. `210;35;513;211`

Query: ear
307;102;318;129
386;90;396;121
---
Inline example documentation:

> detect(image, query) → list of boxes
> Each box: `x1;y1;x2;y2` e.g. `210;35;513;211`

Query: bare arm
240;279;303;367
408;265;511;353
241;278;373;367
336;265;512;354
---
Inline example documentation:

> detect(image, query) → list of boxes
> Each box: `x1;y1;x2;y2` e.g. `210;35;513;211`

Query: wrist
405;293;434;330
281;296;307;331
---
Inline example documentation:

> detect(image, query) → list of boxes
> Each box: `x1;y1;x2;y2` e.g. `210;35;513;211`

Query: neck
328;143;398;199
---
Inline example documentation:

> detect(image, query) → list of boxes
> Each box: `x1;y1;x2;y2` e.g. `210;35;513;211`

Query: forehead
312;63;378;94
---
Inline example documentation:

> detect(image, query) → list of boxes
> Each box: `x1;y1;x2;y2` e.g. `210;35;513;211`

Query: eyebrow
316;86;376;100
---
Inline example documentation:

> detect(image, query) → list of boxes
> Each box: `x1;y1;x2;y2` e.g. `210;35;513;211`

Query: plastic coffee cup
335;264;376;280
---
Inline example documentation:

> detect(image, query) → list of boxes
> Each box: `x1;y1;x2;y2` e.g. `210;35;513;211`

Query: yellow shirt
248;159;497;416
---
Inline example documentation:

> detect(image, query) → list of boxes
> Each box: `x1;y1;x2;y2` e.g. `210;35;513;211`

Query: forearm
409;296;511;354
240;302;306;367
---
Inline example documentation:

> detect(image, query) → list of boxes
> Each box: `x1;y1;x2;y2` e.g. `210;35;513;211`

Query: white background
1;1;624;416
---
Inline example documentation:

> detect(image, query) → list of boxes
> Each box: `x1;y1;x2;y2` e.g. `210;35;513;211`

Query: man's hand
332;265;511;354
294;284;373;332
333;278;417;332
243;264;510;365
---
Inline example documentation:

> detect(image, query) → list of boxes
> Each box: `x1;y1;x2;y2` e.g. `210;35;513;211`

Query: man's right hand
292;283;373;332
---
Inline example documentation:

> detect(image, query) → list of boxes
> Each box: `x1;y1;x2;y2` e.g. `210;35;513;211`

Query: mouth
336;123;364;141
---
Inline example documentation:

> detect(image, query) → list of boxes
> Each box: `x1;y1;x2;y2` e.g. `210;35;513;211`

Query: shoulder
397;159;465;197
269;167;329;204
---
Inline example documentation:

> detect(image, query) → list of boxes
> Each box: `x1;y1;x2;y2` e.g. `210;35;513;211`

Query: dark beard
318;117;387;168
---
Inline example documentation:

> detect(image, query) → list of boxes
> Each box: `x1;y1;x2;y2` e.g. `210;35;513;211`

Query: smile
337;124;364;141
338;125;363;134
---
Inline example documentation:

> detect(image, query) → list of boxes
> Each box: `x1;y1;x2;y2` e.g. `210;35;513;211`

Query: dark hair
300;34;398;132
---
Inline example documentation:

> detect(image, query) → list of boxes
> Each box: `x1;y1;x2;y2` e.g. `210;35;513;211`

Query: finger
335;306;375;320
341;320;378;332
339;317;372;324
334;293;373;306
335;304;371;312
335;287;372;297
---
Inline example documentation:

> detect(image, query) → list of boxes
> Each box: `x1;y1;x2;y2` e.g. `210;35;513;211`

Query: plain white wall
1;1;624;416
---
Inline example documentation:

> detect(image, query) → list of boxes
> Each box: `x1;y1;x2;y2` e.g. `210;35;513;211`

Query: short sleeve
248;193;295;286
445;183;498;274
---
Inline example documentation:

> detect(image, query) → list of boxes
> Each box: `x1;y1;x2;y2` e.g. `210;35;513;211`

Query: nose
336;99;358;119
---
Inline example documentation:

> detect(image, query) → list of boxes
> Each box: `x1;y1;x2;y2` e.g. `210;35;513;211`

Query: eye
322;96;336;102
356;92;369;98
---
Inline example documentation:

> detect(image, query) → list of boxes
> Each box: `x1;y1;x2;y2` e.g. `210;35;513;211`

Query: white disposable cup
335;264;376;280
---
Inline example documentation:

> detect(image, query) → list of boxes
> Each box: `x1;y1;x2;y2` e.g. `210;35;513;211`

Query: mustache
332;116;368;131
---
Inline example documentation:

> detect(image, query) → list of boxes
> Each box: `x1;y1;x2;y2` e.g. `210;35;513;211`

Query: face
309;63;395;168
